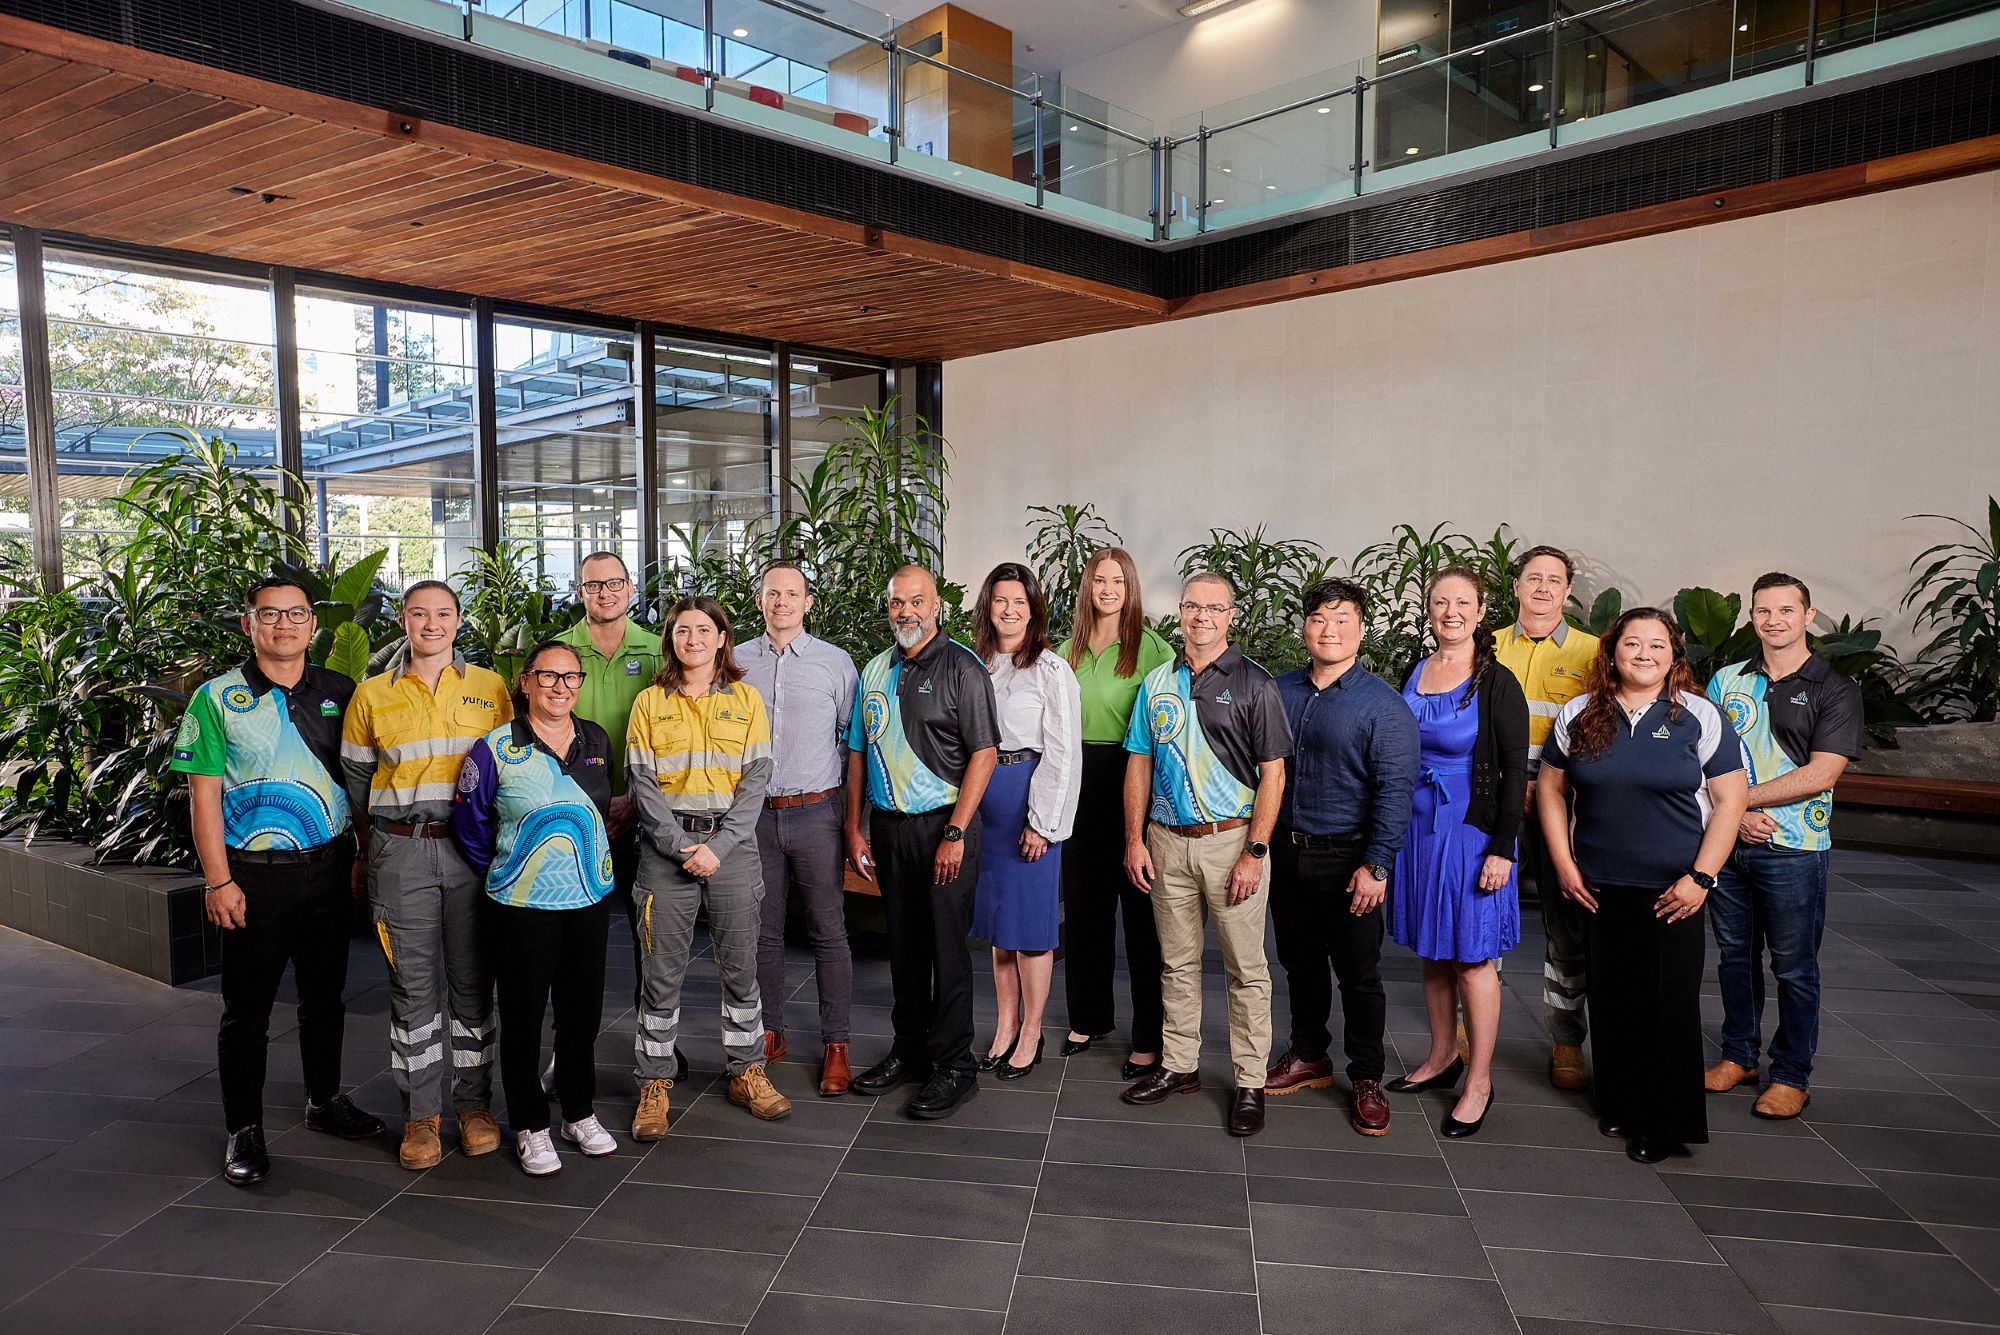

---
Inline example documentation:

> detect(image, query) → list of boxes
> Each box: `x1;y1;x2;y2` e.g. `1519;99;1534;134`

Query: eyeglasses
250;607;312;625
579;579;630;596
1179;601;1233;618
528;670;587;689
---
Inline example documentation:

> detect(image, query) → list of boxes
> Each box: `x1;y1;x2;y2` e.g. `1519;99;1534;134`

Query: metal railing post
1350;74;1368;196
1549;4;1565;147
1032;94;1046;207
1149;138;1166;241
886;37;902;163
1160;136;1175;239
1804;0;1820;84
702;0;716;110
1196;127;1210;233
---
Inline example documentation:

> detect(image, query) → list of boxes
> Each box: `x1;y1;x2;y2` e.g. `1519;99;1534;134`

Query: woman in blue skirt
969;563;1082;1082
1385;566;1529;1138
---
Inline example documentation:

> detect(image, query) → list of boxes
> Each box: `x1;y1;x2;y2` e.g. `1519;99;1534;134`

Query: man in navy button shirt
1263;579;1420;1135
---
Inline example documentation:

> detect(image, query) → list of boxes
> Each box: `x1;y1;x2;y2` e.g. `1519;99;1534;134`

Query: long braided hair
1424;565;1496;709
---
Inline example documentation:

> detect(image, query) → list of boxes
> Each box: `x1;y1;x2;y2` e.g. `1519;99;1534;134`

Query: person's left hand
608;794;636;840
1739;810;1778;845
1476;854;1512;893
1020;829;1049;862
679;842;720;878
1227;852;1264;906
1347;864;1386;915
934;838;966;885
1655;875;1708;922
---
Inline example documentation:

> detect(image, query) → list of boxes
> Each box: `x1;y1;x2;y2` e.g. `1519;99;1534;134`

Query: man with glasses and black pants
173;576;385;1186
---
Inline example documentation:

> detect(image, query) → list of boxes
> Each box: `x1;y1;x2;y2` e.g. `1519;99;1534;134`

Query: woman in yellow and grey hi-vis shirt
626;595;788;1139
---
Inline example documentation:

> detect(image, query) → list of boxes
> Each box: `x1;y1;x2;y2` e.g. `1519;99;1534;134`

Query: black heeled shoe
976;1037;1018;1073
1121;1057;1159;1081
1440;1089;1494;1139
1060;1031;1109;1058
1384;1056;1465;1094
997;1038;1044;1082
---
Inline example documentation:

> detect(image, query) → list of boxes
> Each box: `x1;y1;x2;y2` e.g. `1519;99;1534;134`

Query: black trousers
489;895;612;1133
217;839;354;1132
613;829;642;1013
1270;832;1387;1082
1587;885;1708;1145
872;806;980;1077
1062;743;1164;1051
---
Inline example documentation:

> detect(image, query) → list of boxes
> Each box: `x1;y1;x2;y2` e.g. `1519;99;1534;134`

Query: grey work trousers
756;797;853;1045
633;840;766;1079
370;829;494;1120
1521;816;1590;1045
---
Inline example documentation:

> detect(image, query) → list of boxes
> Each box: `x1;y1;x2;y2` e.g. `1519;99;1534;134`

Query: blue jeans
1710;843;1829;1089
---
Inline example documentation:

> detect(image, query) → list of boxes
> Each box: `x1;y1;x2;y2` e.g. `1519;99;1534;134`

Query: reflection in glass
653;339;775;568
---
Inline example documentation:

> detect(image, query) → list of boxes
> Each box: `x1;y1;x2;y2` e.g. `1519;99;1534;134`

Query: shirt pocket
369;701;421;749
454;700;501;734
703;710;753;757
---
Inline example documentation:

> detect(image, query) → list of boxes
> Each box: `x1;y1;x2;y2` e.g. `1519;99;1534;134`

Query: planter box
1842;722;2000;858
0;837;218;984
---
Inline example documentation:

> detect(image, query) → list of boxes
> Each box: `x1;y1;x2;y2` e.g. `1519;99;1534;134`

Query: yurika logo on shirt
1215;688;1233;705
1790;690;1809;706
917;679;934;695
1652;723;1673;739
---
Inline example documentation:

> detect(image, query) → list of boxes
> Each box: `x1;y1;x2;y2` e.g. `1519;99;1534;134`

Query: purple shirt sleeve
449;739;501;876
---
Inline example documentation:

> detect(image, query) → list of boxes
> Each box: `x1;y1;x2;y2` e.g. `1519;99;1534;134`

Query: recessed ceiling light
1178;0;1242;15
1528;82;1544;91
1265;183;1277;190
1317;106;1332;113
732;27;749;37
1405;146;1421;155
1210;197;1224;203
1067;124;1080;132
1738;22;1749;29
1221;166;1232;173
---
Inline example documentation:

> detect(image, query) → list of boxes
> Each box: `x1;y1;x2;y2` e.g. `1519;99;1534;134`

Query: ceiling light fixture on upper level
732;27;749;36
1179;0;1244;17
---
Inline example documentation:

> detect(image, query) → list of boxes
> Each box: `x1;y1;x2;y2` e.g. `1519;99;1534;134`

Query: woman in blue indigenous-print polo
452;641;617;1178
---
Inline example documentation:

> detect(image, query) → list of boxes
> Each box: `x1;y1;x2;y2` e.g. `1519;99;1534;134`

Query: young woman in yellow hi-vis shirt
625;595;788;1137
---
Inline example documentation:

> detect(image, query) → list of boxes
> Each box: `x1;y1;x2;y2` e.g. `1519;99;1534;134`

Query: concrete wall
942;169;2000;650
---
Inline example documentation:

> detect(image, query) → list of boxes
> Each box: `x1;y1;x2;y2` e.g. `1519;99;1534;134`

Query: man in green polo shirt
557;551;664;1017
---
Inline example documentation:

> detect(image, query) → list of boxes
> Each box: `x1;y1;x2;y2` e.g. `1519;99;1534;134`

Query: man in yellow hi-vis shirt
341;580;512;1169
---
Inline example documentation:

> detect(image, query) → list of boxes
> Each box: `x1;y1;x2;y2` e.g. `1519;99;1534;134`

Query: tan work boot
1455;1018;1470;1066
1754;1083;1811;1119
1704;1059;1759;1093
457;1107;500;1157
631;1078;673;1141
728;1062;793;1121
1549;1044;1588;1091
399;1115;442;1170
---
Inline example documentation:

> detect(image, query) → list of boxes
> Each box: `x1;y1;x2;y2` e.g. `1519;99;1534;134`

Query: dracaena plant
1903;497;2000;724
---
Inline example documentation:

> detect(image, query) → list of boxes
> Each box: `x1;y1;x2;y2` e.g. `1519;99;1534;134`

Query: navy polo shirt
1275;663;1420;869
1543;690;1744;889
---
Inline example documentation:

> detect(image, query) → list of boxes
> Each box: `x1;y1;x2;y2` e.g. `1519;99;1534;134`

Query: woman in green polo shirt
1056;546;1175;1079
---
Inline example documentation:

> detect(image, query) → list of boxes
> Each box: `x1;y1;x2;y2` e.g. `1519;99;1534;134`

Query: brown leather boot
631;1078;673;1141
1265;1049;1335;1096
765;1030;788;1065
1549;1044;1588;1091
1754;1083;1811;1119
819;1043;851;1097
729;1063;792;1121
1704;1059;1759;1093
399;1115;442;1170
456;1107;500;1157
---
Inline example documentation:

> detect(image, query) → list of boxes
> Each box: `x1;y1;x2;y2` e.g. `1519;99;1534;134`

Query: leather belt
677;812;724;835
377;819;452;840
1287;829;1365;850
765;787;837;810
996;749;1038;766
1160;817;1250;838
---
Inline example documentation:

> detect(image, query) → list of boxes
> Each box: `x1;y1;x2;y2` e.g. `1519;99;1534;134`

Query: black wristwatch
1687;868;1718;891
942;824;964;843
1246;840;1268;859
1365;864;1389;882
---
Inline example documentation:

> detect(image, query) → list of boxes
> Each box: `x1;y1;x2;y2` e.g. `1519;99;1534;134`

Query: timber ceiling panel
0;23;1167;361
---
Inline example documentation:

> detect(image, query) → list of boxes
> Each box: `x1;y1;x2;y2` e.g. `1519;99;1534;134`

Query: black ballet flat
1440;1089;1495;1139
976;1037;1018;1073
1384;1056;1465;1094
1060;1032;1109;1058
997;1038;1044;1082
1121;1058;1159;1081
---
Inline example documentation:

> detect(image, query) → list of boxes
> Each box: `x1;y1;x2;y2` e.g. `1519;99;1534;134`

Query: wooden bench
1837;772;2000;816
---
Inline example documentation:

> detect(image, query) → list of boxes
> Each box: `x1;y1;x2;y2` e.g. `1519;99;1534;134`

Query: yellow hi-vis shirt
1495;620;1599;767
341;649;512;823
626;679;773;864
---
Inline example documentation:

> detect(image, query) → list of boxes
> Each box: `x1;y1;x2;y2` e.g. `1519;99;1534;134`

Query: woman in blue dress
1384;566;1530;1138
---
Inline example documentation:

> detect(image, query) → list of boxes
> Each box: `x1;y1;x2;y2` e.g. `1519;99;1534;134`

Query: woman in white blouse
968;562;1082;1082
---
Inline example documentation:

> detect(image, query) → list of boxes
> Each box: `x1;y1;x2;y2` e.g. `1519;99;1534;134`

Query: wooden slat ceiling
0;17;1167;362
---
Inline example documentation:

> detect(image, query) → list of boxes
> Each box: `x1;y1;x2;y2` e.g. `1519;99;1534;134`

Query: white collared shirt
987;648;1084;843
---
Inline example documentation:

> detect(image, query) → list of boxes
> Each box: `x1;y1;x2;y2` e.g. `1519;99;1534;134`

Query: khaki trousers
1147;822;1272;1089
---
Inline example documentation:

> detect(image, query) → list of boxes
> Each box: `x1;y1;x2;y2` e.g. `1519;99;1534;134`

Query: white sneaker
561;1114;617;1157
516;1128;561;1176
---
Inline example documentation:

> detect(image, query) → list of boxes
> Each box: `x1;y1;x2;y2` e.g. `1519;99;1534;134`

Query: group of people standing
173;539;1860;1183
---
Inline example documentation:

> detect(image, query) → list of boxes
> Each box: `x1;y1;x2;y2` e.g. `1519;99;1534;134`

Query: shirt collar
1179;642;1242;678
1750;651;1830;685
763;629;817;658
511;714;584;765
387;643;468;681
902;628;951;668
1513;619;1570;647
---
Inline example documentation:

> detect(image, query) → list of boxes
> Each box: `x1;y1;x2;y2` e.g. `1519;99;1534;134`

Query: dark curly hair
1564;607;1696;761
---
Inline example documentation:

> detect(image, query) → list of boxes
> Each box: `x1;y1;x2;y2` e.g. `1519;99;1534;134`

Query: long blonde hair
1066;547;1149;678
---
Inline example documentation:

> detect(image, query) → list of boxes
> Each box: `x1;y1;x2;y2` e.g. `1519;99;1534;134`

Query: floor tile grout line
995;1030;1062;1331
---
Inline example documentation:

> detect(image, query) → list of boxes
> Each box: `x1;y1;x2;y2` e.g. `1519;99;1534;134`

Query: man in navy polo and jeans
1264;578;1420;1137
1704;572;1863;1121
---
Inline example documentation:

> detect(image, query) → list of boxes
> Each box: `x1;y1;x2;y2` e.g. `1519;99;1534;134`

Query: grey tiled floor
3;847;2000;1333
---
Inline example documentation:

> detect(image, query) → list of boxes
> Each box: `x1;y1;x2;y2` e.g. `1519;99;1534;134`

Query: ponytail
1463;620;1496;710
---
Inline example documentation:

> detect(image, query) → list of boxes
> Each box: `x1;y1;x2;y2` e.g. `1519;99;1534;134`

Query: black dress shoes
851;1054;930;1097
224;1125;270;1186
1626;1134;1685;1164
1121;1058;1158;1081
1122;1067;1201;1105
996;1038;1043;1082
1228;1087;1266;1137
1440;1089;1495;1138
1598;1118;1627;1139
305;1094;384;1140
1385;1056;1465;1094
976;1037;1018;1074
906;1069;979;1120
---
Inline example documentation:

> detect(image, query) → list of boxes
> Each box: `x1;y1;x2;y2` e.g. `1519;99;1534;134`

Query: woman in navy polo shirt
1537;609;1747;1163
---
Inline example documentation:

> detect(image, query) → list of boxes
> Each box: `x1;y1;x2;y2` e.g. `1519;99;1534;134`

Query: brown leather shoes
729;1062;793;1121
1121;1067;1200;1105
1228;1087;1266;1137
1549;1044;1588;1091
765;1030;788;1064
819;1043;851;1097
1704;1059;1759;1093
631;1078;672;1140
399;1115;442;1170
1350;1079;1391;1136
1754;1083;1811;1119
456;1107;500;1157
1265;1049;1335;1096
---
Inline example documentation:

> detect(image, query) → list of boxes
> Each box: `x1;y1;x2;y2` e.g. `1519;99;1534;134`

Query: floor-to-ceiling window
787;351;885;488
654;338;776;567
0;242;26;575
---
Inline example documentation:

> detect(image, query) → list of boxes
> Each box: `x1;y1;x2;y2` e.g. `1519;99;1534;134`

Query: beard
893;619;928;649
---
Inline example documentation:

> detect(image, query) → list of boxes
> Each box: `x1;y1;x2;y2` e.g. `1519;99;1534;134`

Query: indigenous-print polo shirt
848;631;1001;815
171;659;355;851
1124;644;1292;827
1707;653;1862;851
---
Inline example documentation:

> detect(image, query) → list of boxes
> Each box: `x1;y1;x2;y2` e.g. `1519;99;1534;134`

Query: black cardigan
1402;658;1531;860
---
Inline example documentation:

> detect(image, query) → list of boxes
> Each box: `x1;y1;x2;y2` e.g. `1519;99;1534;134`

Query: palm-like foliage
1026;503;1123;637
1902;498;2000;723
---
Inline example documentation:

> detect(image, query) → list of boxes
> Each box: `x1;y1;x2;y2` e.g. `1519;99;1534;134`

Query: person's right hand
350;855;369;901
1124;840;1155;894
845;829;875;883
1739;811;1778;845
1555;861;1598;913
206;882;247;930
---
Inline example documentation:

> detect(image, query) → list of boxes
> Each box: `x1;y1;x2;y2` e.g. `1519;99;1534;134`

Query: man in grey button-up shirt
737;562;861;1095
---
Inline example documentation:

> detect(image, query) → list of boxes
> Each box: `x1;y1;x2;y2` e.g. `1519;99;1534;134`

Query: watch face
1248;841;1269;859
1367;865;1389;881
943;825;964;843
